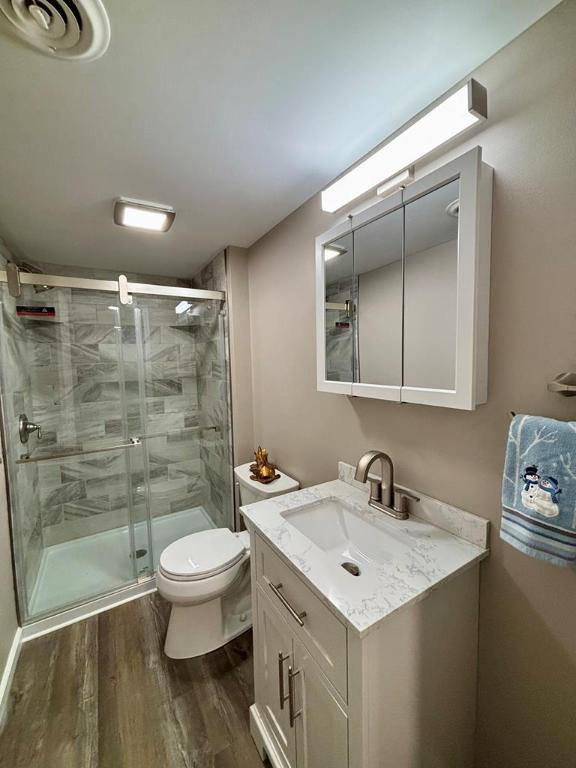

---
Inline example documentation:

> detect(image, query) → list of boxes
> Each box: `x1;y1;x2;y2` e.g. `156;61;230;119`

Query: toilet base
164;597;252;659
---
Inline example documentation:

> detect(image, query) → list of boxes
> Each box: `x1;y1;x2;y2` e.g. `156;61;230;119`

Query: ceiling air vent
0;0;110;61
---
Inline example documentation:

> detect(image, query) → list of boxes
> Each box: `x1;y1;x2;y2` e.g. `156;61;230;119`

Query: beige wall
246;4;576;767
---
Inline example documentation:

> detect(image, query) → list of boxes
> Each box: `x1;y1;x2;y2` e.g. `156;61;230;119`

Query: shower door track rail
16;425;219;464
0;267;225;303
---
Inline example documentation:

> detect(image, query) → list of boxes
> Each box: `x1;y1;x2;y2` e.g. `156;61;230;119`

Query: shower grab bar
15;425;221;464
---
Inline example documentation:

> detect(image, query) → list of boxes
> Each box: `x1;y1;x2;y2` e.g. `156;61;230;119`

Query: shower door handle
16;437;142;464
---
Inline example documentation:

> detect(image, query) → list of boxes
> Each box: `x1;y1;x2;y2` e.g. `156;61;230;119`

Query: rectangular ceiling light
321;79;487;213
114;197;175;232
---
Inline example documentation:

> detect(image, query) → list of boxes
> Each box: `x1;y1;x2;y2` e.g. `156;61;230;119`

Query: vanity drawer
255;534;347;700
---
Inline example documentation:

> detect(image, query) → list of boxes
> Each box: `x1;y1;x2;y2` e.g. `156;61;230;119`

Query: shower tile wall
24;288;207;546
192;251;234;529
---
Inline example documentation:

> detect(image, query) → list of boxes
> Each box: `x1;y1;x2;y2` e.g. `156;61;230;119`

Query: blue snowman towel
501;415;576;567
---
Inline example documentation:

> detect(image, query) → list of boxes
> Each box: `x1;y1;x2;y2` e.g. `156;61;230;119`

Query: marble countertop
241;471;488;637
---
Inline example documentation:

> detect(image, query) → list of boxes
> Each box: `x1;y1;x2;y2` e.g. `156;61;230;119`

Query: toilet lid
159;528;247;580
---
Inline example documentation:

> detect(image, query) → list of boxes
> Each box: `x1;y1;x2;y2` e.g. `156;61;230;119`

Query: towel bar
547;372;576;397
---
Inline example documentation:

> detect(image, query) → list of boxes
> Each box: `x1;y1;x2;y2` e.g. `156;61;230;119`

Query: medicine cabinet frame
315;146;493;410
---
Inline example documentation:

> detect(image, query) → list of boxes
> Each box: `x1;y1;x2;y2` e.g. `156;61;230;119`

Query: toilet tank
234;462;299;506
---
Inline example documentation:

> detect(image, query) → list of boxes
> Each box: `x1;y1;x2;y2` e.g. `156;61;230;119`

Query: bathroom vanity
241;463;489;768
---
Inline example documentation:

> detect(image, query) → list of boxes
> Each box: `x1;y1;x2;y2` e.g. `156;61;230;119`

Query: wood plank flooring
0;594;266;768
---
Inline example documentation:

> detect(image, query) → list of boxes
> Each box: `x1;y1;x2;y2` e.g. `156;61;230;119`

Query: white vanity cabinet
255;584;348;768
292;633;348;768
249;532;480;768
316;145;493;410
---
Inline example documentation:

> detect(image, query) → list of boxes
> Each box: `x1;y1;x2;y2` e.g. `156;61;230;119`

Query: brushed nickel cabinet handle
269;582;307;627
288;665;302;728
278;652;290;710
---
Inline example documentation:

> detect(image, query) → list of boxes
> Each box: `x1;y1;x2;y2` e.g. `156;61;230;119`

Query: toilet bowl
157;463;299;659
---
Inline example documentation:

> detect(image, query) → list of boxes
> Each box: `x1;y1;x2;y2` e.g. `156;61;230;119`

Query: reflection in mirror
354;208;403;386
404;178;459;390
324;233;354;382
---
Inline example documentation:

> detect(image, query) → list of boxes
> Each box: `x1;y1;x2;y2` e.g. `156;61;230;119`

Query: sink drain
341;561;360;576
130;549;148;559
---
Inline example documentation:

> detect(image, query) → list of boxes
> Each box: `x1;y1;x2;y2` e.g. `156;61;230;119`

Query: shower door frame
0;268;233;628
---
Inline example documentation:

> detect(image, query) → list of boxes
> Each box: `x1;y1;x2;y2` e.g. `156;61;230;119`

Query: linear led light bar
114;197;176;232
321;79;487;213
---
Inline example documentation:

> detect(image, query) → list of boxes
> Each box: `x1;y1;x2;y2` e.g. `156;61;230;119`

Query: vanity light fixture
324;245;347;261
321;79;487;213
114;197;176;232
376;168;414;198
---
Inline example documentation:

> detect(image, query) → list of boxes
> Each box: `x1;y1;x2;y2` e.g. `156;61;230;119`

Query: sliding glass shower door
120;292;233;570
0;279;232;623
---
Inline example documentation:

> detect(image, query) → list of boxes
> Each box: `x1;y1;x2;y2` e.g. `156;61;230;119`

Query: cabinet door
255;586;297;768
292;637;348;768
401;146;492;409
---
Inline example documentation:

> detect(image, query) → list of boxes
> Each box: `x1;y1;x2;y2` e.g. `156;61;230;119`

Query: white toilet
157;462;299;659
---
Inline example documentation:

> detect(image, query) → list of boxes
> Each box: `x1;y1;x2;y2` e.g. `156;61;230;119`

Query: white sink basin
281;496;413;569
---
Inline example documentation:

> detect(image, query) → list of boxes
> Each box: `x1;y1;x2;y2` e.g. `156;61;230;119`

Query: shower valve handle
19;414;42;444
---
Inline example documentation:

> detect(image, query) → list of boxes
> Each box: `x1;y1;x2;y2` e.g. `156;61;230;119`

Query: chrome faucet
354;450;419;520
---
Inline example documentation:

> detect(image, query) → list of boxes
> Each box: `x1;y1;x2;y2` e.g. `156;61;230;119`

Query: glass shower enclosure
0;271;234;623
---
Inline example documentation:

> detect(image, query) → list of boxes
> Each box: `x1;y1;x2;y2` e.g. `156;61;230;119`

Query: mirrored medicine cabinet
315;146;493;410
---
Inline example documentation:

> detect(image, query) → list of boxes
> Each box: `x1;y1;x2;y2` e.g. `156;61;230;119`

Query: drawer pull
269;582;307;627
278;652;290;710
288;665;302;727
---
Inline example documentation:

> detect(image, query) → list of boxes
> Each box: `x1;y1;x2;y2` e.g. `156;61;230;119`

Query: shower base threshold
26;506;215;623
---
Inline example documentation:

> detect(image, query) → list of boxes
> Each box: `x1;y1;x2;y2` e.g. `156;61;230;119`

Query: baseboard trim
250;704;290;768
0;627;22;728
22;580;157;642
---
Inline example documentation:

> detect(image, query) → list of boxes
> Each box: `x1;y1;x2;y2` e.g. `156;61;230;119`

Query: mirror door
403;178;459;392
353;207;403;398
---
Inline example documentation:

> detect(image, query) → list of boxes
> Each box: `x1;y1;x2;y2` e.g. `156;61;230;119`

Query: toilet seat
159;528;248;582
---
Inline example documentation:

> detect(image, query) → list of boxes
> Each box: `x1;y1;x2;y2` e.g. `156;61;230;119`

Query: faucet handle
394;488;420;516
396;488;419;501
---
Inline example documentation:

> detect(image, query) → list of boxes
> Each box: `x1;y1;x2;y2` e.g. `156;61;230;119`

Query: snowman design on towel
533;476;562;518
521;466;540;509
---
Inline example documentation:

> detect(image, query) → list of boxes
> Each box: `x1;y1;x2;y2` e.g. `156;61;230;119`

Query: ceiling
0;0;561;278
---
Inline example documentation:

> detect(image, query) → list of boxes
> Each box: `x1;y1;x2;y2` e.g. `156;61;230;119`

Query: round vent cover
0;0;110;61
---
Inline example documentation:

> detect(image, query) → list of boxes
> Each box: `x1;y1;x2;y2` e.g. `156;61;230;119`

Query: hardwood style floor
0;594;266;768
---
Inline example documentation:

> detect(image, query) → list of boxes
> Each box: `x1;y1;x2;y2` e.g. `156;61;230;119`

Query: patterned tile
1;258;234;563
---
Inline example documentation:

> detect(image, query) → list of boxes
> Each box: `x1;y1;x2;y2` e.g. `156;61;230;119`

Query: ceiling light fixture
321;79;487;213
114;197;175;232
